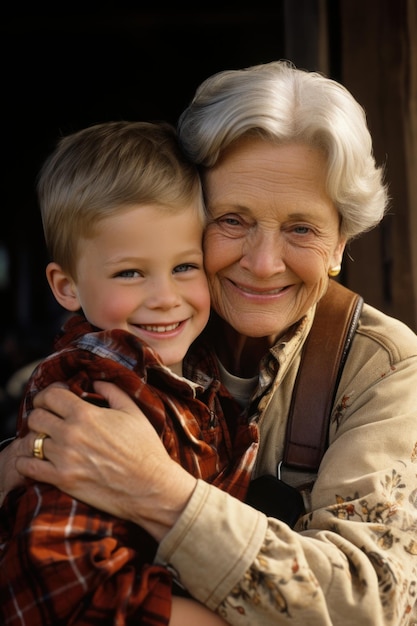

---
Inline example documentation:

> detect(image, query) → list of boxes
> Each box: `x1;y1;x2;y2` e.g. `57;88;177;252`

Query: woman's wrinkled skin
202;140;345;375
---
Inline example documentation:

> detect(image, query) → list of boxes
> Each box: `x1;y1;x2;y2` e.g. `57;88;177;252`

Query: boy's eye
117;269;141;278
173;263;197;274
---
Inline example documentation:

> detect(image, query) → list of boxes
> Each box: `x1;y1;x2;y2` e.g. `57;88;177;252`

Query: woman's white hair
178;60;388;240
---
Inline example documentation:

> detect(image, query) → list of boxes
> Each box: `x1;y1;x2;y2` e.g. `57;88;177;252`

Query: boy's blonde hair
38;121;205;277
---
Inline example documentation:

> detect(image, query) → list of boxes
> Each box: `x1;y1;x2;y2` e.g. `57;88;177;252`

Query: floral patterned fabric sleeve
156;309;417;626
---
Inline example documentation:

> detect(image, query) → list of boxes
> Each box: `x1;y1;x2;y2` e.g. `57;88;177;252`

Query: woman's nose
240;229;286;277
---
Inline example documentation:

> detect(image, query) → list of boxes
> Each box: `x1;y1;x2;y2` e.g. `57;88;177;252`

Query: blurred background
1;0;416;439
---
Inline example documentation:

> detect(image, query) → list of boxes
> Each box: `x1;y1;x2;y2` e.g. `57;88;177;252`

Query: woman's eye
217;215;243;226
292;225;312;235
206;213;251;239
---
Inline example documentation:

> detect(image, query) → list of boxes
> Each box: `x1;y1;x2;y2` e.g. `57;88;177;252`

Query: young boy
0;121;258;626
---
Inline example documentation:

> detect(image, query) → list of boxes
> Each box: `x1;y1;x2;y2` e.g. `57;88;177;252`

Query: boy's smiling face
57;203;210;376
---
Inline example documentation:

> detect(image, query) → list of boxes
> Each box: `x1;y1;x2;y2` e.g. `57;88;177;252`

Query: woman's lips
228;278;291;297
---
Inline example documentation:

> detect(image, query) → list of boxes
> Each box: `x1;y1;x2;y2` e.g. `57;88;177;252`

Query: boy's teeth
141;323;180;332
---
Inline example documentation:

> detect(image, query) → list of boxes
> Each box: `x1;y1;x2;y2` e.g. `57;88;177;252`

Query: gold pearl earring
328;265;341;277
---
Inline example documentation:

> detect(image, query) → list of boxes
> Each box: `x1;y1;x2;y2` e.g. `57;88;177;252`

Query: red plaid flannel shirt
0;314;258;626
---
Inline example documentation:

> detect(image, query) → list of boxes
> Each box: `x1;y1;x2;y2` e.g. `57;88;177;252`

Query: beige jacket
156;302;417;625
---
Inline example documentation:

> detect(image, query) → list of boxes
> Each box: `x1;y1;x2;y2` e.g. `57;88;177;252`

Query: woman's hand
15;382;197;541
0;437;29;506
170;596;230;626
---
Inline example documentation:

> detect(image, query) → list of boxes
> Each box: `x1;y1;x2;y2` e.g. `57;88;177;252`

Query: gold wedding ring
32;432;49;460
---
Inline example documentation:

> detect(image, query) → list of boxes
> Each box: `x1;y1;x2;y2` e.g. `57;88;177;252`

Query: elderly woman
2;61;417;625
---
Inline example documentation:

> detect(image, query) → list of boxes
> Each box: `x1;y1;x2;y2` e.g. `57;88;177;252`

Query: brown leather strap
283;280;363;471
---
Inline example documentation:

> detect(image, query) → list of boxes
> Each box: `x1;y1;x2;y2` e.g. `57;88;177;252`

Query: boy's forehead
93;202;205;237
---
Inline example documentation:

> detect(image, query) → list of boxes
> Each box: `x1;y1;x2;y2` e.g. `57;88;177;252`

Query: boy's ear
46;262;81;312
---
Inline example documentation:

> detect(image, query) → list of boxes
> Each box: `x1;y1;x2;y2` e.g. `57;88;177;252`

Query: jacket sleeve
155;317;417;626
0;483;172;626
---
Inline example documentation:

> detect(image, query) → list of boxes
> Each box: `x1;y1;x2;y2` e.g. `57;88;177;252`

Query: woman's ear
46;262;80;312
331;237;347;269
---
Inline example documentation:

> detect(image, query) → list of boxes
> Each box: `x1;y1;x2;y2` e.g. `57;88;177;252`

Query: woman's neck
211;316;273;378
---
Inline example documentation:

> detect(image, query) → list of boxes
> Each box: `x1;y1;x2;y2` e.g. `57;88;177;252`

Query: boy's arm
1;482;173;625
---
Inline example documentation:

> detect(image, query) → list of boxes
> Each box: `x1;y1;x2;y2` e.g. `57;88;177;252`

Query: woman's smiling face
202;139;346;343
